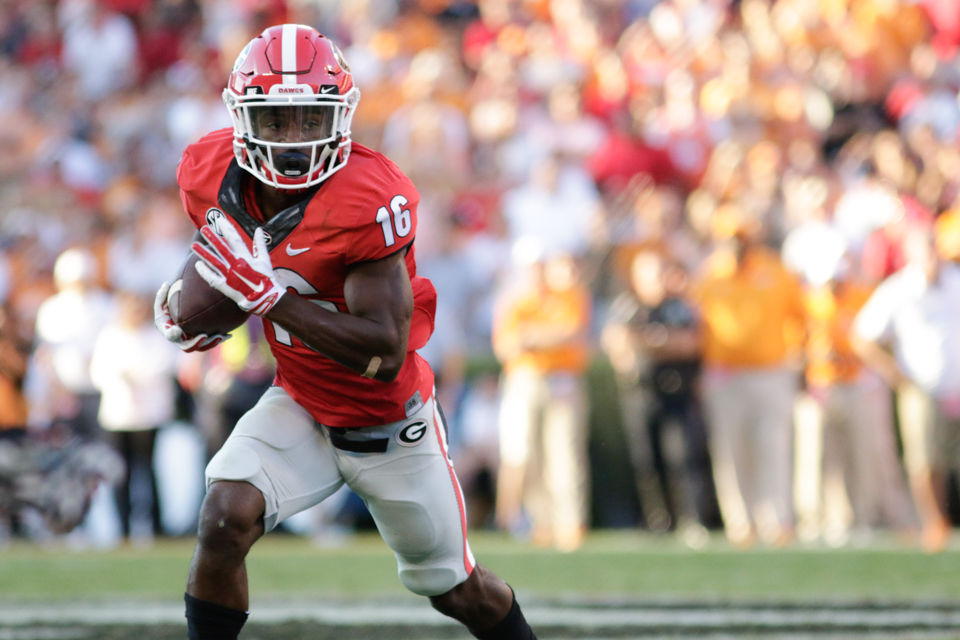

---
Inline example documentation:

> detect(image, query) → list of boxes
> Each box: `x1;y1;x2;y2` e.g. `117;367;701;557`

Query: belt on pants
326;427;389;453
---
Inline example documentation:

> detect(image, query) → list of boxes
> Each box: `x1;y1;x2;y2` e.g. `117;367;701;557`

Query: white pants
794;377;916;541
701;366;797;543
498;369;589;536
205;386;475;596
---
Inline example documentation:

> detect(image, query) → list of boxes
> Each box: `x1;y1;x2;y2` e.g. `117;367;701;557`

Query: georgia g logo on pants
397;420;428;447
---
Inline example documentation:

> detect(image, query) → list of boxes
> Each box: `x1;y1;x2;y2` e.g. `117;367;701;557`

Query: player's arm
266;250;412;381
191;223;412;381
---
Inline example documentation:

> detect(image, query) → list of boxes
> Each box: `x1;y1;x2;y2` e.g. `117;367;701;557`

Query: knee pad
206;441;262;485
373;499;457;596
205;440;280;531
399;566;461;596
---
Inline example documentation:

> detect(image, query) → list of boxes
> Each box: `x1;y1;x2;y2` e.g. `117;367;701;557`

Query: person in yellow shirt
492;241;592;551
691;217;805;547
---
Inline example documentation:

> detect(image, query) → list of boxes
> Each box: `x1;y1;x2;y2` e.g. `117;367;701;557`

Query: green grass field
2;530;958;601
2;530;959;639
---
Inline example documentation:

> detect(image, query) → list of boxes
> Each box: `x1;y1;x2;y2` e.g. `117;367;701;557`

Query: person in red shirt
153;24;536;640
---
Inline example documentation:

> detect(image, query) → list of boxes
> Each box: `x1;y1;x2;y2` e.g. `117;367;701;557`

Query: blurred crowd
1;0;959;552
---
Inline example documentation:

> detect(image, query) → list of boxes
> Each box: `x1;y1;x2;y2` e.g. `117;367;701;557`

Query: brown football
167;253;250;337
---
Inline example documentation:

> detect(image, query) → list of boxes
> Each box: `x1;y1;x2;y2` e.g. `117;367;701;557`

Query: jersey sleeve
335;160;421;265
176;147;207;230
409;275;436;351
175;128;235;231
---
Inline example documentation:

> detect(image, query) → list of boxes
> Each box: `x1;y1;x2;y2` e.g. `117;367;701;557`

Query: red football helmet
223;24;360;189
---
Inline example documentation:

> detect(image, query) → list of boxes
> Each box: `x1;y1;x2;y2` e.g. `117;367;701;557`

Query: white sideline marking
0;630;85;640
1;602;960;630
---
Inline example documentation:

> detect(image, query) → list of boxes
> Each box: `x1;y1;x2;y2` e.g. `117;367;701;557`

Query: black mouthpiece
275;151;310;177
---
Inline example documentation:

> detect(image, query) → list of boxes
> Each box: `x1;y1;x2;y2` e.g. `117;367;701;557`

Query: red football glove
153;281;228;352
191;225;285;316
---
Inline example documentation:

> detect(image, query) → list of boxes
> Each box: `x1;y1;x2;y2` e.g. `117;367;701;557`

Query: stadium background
1;1;960;636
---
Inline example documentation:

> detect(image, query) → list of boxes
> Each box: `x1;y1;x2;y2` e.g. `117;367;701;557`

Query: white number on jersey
375;195;411;247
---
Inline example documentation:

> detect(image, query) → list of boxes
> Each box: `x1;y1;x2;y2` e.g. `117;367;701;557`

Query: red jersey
177;128;435;426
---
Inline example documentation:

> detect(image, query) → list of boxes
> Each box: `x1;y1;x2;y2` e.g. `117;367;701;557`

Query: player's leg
185;480;264;639
187;481;265;607
186;386;344;640
339;395;537;639
430;564;536;639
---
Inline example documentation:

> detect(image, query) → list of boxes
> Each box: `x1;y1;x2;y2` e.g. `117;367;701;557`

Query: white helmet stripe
281;23;298;84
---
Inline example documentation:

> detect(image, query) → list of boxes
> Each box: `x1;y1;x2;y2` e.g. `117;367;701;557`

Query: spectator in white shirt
852;227;960;552
31;247;115;438
60;2;138;102
90;290;178;541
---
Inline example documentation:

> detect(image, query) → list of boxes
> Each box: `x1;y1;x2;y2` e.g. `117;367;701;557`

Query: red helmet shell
227;24;354;99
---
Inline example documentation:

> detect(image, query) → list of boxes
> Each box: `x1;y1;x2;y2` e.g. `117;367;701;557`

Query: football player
153;24;537;640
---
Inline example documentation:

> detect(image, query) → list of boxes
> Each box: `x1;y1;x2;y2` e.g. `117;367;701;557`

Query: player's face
250;105;333;144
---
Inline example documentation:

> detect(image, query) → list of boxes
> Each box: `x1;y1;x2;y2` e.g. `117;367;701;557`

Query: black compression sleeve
185;592;249;640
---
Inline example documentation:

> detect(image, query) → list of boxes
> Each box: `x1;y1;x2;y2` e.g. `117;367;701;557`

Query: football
166;252;250;336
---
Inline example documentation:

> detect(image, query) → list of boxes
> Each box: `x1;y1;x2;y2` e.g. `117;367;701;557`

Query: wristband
362;356;382;378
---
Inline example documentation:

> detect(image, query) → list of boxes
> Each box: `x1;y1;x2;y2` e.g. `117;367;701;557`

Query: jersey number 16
376;195;412;248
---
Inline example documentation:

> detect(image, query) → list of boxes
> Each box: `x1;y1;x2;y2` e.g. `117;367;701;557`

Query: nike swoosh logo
286;243;310;256
235;271;265;294
320;86;336;94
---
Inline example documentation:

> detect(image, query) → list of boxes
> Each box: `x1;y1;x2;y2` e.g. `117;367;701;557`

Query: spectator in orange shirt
0;303;29;435
691;215;805;547
492;240;592;551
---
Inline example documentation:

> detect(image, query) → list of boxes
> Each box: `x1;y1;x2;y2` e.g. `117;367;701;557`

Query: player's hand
191;225;285;316
153;281;229;352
